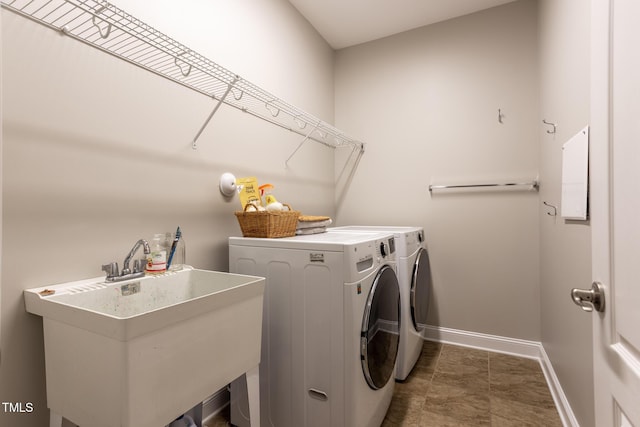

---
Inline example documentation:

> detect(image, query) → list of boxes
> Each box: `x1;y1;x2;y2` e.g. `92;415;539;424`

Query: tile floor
206;341;563;427
383;341;562;426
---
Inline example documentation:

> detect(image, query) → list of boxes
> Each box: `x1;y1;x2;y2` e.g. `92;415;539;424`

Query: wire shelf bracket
2;0;365;154
192;77;238;150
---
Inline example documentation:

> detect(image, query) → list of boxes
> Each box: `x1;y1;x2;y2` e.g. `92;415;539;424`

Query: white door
588;0;640;425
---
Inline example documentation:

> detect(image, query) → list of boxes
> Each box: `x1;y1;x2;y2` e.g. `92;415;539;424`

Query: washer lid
360;265;400;390
229;231;393;251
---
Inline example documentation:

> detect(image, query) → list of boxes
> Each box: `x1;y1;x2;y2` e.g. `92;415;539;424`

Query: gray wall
334;1;595;425
335;0;541;340
0;1;336;425
538;0;594;426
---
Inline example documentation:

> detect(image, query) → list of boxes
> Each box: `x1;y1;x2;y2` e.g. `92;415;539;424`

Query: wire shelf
2;0;364;152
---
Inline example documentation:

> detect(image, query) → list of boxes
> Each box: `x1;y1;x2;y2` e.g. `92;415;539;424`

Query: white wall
538;0;594;426
0;1;335;425
335;0;541;340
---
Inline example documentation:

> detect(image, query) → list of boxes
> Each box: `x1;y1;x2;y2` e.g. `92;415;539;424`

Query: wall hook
91;6;112;39
498;109;504;124
294;116;307;130
232;88;244;101
265;101;280;117
316;129;327;140
543;201;557;216
542;119;557;134
174;52;192;77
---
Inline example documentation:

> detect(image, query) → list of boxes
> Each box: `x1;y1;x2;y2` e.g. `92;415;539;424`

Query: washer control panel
344;233;396;281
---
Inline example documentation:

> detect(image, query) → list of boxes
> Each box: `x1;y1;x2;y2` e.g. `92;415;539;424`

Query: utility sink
24;267;265;427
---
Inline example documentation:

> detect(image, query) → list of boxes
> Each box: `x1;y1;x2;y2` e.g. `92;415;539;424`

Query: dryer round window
361;264;400;390
410;247;431;331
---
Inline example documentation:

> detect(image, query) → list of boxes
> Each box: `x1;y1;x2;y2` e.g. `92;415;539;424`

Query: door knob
571;281;605;313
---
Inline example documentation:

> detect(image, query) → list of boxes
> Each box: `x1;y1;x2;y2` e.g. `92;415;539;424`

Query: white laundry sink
24;267;265;427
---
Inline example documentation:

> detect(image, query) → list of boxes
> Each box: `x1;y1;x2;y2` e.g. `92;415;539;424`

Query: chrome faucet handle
102;262;119;278
132;258;147;274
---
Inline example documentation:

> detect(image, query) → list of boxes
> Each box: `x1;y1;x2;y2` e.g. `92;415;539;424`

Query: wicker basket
235;203;300;238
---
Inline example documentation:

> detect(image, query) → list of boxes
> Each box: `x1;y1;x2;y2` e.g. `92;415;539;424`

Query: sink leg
246;365;260;427
49;410;62;427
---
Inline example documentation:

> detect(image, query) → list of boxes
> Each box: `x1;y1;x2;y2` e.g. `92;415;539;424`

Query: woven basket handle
242;202;294;212
243;202;259;212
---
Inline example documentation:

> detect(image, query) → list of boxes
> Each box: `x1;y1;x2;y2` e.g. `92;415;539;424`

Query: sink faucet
122;239;151;275
102;239;151;282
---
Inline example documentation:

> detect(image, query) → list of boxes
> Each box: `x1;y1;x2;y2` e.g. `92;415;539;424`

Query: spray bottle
259;183;285;212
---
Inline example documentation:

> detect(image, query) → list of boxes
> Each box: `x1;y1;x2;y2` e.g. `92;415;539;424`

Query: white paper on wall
561;126;589;220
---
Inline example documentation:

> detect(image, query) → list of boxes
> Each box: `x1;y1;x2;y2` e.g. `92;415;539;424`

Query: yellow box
237;177;262;210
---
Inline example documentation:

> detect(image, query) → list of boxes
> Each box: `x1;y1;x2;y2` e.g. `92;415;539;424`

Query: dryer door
361;265;400;390
410;247;431;332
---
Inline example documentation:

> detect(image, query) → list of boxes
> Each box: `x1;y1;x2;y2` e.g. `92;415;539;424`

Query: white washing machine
329;226;431;381
228;231;400;427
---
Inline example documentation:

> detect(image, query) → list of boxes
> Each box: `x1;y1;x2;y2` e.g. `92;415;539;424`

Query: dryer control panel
376;237;396;259
405;231;424;246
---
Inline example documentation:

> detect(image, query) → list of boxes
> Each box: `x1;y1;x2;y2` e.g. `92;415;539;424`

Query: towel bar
428;180;539;192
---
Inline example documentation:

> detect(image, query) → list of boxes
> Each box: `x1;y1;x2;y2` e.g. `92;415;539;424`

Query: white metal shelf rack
2;0;365;154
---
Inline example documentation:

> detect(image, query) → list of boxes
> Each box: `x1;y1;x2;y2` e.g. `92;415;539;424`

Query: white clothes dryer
228;231;400;427
329;226;431;381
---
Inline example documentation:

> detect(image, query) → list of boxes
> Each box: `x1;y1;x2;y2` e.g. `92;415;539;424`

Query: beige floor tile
431;370;489;396
436;345;489;378
440;344;489;364
395;375;432;397
489;354;556;410
421;381;491;425
383;393;425;426
420;411;491;427
420;404;491;427
490;379;557;410
409;341;442;380
489;352;541;376
490;395;563;427
432;345;489;395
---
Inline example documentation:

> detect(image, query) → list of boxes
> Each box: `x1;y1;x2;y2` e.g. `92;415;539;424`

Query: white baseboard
421;325;578;427
538;344;580;427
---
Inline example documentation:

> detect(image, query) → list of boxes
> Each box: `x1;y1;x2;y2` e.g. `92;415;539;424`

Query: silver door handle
571;282;605;313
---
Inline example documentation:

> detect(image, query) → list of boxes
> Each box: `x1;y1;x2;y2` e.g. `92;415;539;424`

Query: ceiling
287;0;518;49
